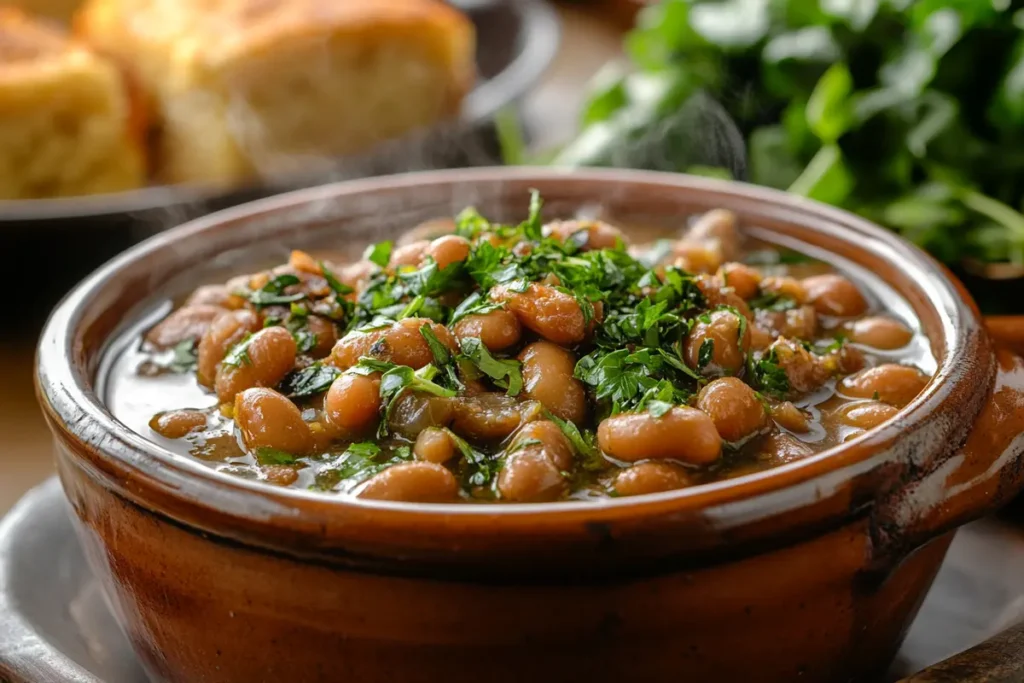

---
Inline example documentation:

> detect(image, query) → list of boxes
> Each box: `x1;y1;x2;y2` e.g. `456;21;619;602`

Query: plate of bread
0;0;558;220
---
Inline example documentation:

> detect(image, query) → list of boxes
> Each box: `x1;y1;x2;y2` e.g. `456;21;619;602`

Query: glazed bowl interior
37;168;982;571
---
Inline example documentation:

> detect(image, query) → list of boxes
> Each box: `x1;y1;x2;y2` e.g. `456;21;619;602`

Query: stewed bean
759;276;806;304
413;428;457;464
684;309;751;376
234;387;314;455
847;316;912;350
452;308;521;351
391;240;429;268
426;234;471;270
149;409;206;439
802;274;868;317
330;318;456;369
771;402;810;433
544;219;625;250
833;401;899;429
450;393;531;441
185;285;245;310
196;309;260;387
146;304;225;349
358;462;458;502
597;407;722;464
324;373;381;432
839;364;929;407
215;326;297;403
497;447;567;502
614;462;693;497
697;378;768;443
512;420;574;469
304;315;338;359
518;342;587;424
718;262;761;300
491;282;587;345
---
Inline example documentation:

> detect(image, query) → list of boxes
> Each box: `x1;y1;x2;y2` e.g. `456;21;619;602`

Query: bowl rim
0;0;560;223
35;167;983;541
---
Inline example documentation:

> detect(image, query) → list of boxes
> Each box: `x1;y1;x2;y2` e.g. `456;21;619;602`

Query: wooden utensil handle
897;619;1024;682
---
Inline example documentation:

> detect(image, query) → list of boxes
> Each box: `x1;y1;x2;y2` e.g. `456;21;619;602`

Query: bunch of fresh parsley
554;0;1024;270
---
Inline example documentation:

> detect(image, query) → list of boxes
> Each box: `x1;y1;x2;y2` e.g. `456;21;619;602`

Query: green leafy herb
449;291;504;325
363;242;393;268
748;348;791;399
458;337;523;396
544;411;604;471
168;339;197;373
646;400;673;418
749;291;799;312
697;338;715;370
281;363;340;398
222;334;255;367
559;0;1024;279
244;274;305;308
444;428;503;489
350;358;457;437
253;447;296;466
319;261;354;295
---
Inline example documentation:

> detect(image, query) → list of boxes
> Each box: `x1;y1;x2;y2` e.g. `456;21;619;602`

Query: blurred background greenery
547;0;1024;301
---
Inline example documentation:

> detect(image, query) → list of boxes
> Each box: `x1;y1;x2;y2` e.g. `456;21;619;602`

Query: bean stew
107;194;935;503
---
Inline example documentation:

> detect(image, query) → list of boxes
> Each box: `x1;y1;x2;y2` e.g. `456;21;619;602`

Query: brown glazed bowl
35;169;1024;683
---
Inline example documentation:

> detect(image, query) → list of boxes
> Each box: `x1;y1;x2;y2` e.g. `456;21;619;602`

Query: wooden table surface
0;5;624;516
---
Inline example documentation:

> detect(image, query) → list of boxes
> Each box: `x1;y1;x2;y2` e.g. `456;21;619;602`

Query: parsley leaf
350;358;457;437
281;363;340;398
244;274;305;308
748;348;791;398
319;262;354;295
168;339;197;373
222;334;255;367
521;188;544;241
445;428;503;490
697;338;715;370
449;291;504;325
253;447;296;466
749;291;798;311
544;411;605;471
363;242;393;268
458;337;523;396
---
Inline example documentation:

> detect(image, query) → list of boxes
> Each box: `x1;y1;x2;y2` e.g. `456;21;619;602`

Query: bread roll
76;0;476;185
0;8;146;199
6;0;82;25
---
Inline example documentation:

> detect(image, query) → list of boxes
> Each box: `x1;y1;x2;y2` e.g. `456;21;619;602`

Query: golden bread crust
76;0;476;185
0;8;147;198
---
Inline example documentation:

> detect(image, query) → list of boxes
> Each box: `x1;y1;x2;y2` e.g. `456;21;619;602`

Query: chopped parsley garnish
544;411;604;471
313;441;414;492
445;428;502;489
168;339;197;373
697;338;715;370
576;347;699;414
458;337;523;396
749;290;798;312
244;274;305;308
363;241;393;268
350;358;457;437
281;363;340;398
253;447;296;466
319;261;354;295
222;334;255;367
748;348;791;398
449;291;504;325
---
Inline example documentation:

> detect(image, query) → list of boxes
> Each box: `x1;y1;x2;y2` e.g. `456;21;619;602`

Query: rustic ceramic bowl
35;168;1024;683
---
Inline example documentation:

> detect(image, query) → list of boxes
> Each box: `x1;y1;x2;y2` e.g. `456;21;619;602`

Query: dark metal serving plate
2;0;560;330
2;479;1024;683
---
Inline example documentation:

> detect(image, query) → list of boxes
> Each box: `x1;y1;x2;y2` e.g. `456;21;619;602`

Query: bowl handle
896;618;1024;682
871;316;1024;566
